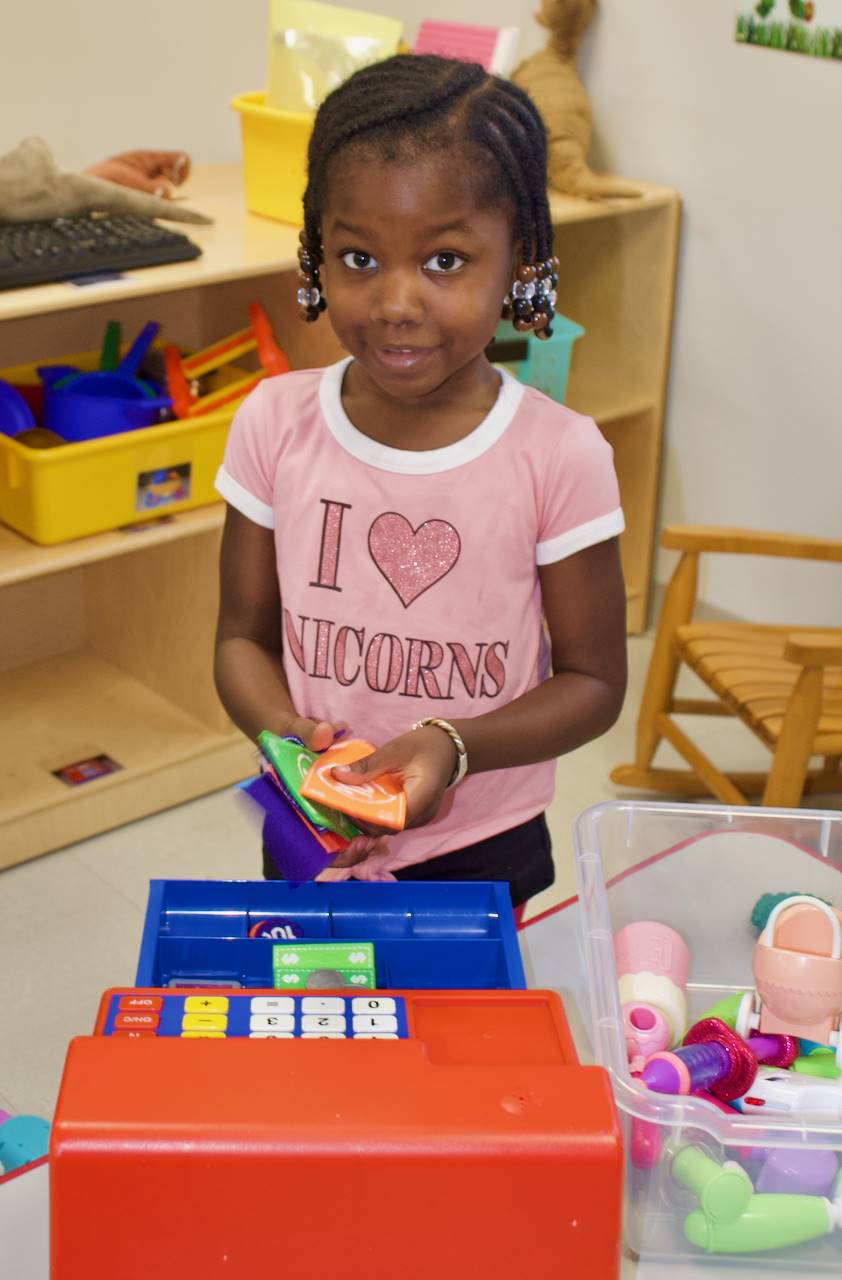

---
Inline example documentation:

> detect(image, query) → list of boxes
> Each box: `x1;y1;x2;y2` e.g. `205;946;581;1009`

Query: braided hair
296;55;558;333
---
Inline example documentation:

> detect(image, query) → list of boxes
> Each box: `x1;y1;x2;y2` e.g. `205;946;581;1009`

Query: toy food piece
755;1147;839;1197
13;427;65;448
685;1192;840;1254
0;1114;50;1172
793;1048;842;1079
671;1145;753;1225
613;922;689;1070
301;738;406;831
698;992;747;1029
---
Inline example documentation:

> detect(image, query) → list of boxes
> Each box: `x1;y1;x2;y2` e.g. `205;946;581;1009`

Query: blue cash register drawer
136;880;526;990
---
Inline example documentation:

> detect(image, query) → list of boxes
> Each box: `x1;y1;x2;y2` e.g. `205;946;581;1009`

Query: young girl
214;54;627;916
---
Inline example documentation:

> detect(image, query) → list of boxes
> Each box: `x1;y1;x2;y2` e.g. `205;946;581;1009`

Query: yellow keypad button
180;1030;226;1038
184;996;230;1014
181;1013;228;1031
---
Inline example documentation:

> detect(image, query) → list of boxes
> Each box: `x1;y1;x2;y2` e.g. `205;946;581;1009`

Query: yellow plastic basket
231;91;313;226
0;348;248;546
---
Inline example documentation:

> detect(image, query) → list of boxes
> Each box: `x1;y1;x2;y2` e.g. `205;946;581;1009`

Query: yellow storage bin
0;348;247;546
231;91;312;226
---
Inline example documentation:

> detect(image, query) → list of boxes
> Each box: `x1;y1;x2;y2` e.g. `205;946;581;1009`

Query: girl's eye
424;252;466;274
341;250;376;270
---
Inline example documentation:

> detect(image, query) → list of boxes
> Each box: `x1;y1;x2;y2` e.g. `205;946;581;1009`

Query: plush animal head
535;0;596;58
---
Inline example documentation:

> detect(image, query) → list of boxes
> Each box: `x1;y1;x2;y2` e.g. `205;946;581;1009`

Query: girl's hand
283;716;350;754
331;726;457;832
328;833;390;870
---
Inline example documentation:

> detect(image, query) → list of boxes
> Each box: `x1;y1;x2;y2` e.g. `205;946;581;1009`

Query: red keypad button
118;995;163;1012
114;1012;160;1030
113;1029;157;1038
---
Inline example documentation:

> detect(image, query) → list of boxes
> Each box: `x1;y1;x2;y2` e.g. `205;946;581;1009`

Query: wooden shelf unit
0;168;678;868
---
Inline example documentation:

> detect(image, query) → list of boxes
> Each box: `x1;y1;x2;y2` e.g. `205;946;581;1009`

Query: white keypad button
250;1031;295;1038
250;1013;295;1032
301;1032;346;1039
352;1014;398;1034
251;997;295;1014
301;997;346;1015
352;997;396;1015
301;1014;346;1033
354;1033;399;1039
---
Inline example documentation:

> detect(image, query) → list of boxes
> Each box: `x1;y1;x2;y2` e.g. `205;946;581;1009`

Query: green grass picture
736;2;842;56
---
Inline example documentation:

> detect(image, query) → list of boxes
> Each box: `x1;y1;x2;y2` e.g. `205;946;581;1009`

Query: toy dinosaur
0;137;211;224
511;0;641;200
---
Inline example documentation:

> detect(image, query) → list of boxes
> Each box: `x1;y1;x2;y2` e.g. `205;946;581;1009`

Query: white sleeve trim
215;465;275;529
535;507;625;565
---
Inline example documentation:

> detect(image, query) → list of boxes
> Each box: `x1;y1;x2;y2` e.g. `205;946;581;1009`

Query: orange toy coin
301;739;407;831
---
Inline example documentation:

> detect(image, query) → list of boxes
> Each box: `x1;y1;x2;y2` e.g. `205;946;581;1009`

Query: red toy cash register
51;987;622;1278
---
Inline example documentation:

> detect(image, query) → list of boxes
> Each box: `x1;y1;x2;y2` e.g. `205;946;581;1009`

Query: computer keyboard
0;213;202;291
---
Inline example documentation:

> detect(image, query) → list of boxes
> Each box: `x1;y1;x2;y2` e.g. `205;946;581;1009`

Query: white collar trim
319;357;524;475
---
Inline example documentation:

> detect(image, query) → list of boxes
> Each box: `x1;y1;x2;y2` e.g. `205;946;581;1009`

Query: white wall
1;0;839;622
579;0;842;624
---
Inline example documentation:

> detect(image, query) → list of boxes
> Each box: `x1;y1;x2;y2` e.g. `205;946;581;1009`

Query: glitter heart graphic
368;512;461;608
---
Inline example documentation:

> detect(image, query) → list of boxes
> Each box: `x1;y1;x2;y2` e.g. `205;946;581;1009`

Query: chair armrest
661;525;842;563
784;632;842;668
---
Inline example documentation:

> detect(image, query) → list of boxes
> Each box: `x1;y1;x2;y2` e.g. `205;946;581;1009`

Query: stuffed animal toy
512;0;641;199
0;137;211;224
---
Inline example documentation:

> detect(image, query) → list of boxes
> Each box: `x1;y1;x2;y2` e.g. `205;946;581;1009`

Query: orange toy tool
163;301;289;418
300;738;407;831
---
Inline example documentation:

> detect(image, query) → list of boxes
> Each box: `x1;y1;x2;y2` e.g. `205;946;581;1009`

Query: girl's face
319;152;516;403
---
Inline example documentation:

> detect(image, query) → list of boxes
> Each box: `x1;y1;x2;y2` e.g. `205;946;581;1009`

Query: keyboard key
184;996;229;1014
118;995;163;1012
301;1015;346;1033
250;997;295;1014
353;1033;399;1039
301;997;346;1015
250;1032;295;1038
182;1013;228;1031
352;1014;398;1034
301;1033;346;1039
250;1014;295;1032
352;997;396;1015
115;1012;159;1030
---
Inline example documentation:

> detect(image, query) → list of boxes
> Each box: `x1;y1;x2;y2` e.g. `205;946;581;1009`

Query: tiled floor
1;632;836;1121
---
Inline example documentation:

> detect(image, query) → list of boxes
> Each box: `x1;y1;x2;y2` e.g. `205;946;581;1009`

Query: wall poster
736;0;842;56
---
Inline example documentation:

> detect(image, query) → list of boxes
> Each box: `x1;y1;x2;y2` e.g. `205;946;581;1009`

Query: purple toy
753;1147;839;1196
243;773;336;881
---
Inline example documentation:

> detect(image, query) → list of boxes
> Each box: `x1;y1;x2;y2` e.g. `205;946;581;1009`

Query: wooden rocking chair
612;525;842;807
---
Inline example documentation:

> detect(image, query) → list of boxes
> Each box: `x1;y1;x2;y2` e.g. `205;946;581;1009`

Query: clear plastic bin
572;800;842;1275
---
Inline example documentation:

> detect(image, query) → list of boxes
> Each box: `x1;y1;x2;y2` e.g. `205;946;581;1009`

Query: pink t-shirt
216;358;623;872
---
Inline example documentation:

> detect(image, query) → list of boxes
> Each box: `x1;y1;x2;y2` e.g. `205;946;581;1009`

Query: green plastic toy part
671;1146;753;1224
684;1193;838;1253
793;1049;842;1080
697;991;747;1030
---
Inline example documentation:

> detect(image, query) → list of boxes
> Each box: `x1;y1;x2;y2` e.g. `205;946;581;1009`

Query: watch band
411;717;468;789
